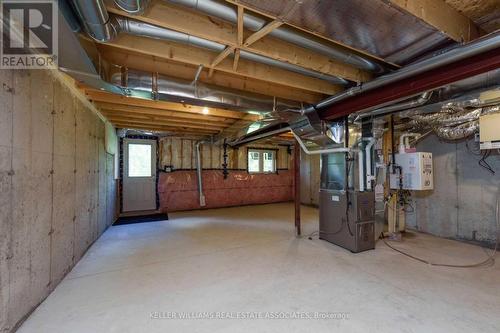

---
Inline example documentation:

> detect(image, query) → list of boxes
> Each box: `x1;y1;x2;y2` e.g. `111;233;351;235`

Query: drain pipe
364;138;376;190
195;141;206;207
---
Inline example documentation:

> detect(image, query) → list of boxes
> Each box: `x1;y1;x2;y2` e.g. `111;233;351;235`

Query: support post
294;140;301;236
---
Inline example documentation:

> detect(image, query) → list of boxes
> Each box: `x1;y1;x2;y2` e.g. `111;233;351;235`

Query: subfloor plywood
17;203;500;333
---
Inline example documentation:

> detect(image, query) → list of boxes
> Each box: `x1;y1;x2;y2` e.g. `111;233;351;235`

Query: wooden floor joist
105;0;371;84
97;46;325;104
82;88;262;120
102;34;343;95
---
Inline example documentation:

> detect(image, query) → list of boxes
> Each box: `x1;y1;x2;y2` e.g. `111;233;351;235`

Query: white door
123;138;157;212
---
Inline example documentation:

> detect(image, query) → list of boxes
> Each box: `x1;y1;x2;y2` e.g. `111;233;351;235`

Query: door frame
119;134;159;214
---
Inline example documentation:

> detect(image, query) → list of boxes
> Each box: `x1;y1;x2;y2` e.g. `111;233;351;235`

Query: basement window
248;149;276;173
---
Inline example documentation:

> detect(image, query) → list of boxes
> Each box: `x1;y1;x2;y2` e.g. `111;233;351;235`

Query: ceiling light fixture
202;107;209;115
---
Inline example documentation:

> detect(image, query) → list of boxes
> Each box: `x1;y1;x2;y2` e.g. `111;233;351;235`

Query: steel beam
321;47;500;120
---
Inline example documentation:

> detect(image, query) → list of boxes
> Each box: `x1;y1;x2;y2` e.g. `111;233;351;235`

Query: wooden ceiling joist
98;46;325;104
105;0;370;84
388;0;482;42
111;122;217;135
104;114;225;131
102;34;342;95
82;88;261;120
95;102;237;123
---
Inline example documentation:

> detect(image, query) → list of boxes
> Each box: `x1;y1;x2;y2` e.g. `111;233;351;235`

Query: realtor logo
1;0;58;69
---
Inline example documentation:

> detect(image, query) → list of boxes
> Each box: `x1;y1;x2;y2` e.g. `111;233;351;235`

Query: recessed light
202;107;209;115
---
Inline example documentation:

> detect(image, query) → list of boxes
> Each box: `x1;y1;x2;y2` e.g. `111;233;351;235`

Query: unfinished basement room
1;0;500;332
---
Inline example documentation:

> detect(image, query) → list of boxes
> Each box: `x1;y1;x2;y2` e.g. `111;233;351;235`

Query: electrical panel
479;112;500;150
390;152;433;190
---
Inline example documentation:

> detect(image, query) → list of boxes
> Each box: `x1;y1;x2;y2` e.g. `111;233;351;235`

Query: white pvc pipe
358;148;365;192
364;138;376;190
399;133;420;153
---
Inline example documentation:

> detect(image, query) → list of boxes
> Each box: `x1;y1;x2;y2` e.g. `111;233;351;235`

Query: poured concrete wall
406;134;500;245
0;69;117;332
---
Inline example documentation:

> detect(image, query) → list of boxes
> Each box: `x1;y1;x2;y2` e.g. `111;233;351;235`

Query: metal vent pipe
112;69;299;112
115;17;349;85
166;0;383;73
70;0;349;85
114;0;150;14
70;0;118;41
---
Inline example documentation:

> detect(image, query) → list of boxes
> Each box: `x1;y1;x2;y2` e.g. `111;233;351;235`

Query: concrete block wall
0;69;117;332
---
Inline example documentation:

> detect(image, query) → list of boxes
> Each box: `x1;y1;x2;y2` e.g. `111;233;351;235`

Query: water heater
389;152;433;190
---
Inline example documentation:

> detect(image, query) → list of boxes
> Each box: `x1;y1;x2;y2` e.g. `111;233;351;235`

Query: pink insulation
158;170;293;212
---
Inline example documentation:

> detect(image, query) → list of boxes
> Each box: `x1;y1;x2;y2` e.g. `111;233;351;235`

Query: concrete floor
18;203;500;333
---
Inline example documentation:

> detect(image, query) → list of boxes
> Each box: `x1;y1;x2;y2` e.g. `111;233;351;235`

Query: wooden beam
102;113;229;130
232;48;240;71
243;19;283;47
95;102;237;123
97;46;324;104
388;0;482;42
294;140;301;236
105;115;224;131
105;0;370;83
83;88;261;120
110;120;218;134
102;34;342;95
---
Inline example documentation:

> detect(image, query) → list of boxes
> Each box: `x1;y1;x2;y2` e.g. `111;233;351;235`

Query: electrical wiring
465;137;495;174
479;149;495;175
381;197;499;268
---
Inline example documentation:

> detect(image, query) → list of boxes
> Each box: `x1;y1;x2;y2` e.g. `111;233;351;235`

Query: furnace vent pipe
364;138;376;191
167;0;383;73
358;142;365;192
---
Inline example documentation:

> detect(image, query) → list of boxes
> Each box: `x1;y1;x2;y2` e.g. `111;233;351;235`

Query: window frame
247;148;277;174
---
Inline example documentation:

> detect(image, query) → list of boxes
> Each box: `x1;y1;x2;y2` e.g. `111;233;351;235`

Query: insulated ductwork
112;69;299;112
167;0;384;73
114;0;150;14
408;104;500;140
